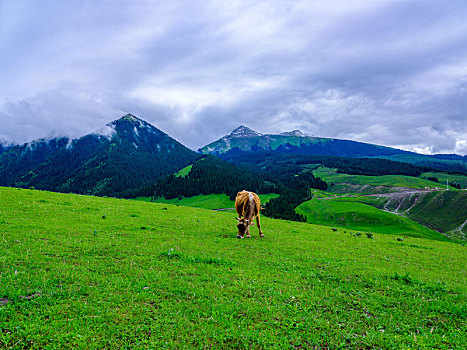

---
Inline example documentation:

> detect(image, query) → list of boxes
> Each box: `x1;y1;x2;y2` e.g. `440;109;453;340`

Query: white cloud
0;88;121;144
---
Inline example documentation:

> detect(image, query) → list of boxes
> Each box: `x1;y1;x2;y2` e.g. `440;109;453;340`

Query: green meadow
421;172;467;188
296;198;448;241
175;164;193;178
1;187;466;349
356;191;467;239
313;168;442;190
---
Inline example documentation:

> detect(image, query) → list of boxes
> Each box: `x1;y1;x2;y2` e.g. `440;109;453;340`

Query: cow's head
236;217;254;238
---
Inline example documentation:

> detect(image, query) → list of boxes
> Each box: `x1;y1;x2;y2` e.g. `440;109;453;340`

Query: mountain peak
112;114;156;129
108;114;169;143
118;114;142;123
94;114;160;141
229;125;262;137
112;114;150;127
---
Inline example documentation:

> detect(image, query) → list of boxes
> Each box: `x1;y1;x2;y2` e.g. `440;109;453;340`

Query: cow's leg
246;226;251;238
257;215;265;237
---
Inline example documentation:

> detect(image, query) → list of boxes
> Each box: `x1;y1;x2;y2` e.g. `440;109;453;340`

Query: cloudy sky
1;0;466;154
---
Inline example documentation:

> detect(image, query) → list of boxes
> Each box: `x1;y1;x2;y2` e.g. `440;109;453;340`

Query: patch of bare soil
20;292;41;300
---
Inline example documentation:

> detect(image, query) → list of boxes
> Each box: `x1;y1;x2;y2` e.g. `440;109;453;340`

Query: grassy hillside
150;155;277;201
404;191;466;235
175;164;193;178
298;189;467;241
358;191;467;240
295;198;447;241
0;187;465;349
314;167;442;190
421;172;467;188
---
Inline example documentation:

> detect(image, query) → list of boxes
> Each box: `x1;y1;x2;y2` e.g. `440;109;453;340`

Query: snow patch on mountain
66;138;74;149
220;137;231;149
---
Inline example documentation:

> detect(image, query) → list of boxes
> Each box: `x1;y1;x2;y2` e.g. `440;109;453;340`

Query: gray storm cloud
0;0;466;154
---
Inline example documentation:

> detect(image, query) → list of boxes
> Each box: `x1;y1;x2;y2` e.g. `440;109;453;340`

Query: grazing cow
235;190;264;239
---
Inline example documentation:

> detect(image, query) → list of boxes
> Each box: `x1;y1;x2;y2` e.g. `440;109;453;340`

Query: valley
144;159;466;242
1;116;464;242
304;168;467;241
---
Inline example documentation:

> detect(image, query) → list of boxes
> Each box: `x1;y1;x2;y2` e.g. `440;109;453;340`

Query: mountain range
0;115;465;198
199;125;466;172
200;124;411;157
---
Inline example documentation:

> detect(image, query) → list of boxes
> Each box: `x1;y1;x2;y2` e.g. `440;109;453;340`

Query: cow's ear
236;217;241;221
249;222;255;226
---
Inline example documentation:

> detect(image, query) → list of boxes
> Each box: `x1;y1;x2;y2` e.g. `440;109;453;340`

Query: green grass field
358;191;467;239
296;198;447;241
135;193;279;210
175;164;193;178
314;168;443;190
421;172;467;189
0;187;465;349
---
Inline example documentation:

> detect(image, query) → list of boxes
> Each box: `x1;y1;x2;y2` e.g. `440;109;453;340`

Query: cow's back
235;191;249;217
235;190;260;218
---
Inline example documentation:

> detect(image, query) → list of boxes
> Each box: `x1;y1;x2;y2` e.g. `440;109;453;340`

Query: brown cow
235;190;264;239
